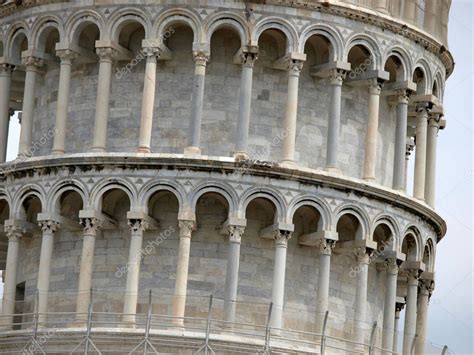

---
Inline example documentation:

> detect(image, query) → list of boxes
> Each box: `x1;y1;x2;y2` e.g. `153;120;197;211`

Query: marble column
281;60;304;166
325;69;346;171
393;302;405;353
362;79;383;180
382;258;399;353
1;224;22;328
233;51;258;159
415;279;433;354
137;47;160;153
123;218;148;324
314;238;336;333
223;225;245;325
404;141;415;191
18;57;43;157
403;269;419;354
0;63;14;163
91;47;117;152
413;104;429;200
172;220;195;326
353;247;372;344
393;90;409;190
184;52;208;155
270;230;292;332
51;50;78;155
425;115;440;208
76;217;102;321
37;219;60;325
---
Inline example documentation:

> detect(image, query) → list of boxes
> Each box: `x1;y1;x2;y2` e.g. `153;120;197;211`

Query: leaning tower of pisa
0;0;453;353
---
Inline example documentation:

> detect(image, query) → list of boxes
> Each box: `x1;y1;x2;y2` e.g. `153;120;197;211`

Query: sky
2;1;473;353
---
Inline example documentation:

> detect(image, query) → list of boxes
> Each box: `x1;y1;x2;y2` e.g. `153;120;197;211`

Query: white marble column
415;279;433;354
37;219;60;325
325;69;346;171
403;269;419;354
91;47;117;152
137;47;160;153
315;238;336;333
393;302;405;353
404;141;415;191
233;51;258;159
363;79;383;180
51;50;78;155
425;115;440;208
382;258;399;353
0;63;14;163
353;247;371;344
123;218;148;324
18;57;43;157
223;225;245;325
76;217;101;321
281;60;303;166
413;104;429;200
172;220;195;326
393;90;409;190
184;52;208;156
1;223;22;328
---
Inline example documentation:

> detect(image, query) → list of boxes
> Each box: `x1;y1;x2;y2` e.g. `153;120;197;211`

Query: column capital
80;217;102;236
395;301;405;313
142;46;162;58
416;101;432;114
368;78;383;95
227;224;245;244
384;257;401;275
0;62;15;75
328;68;347;86
240;51;258;67
274;229;292;247
315;238;336;255
192;51;210;65
4;224;23;242
353;246;373;264
396;89;411;104
178;219;195;238
96;47;118;62
287;59;304;74
128;218;149;235
38;219;60;235
405;268;421;285
21;56;43;69
419;278;435;296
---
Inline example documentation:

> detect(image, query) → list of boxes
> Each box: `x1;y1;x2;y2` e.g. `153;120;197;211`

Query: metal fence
0;289;453;354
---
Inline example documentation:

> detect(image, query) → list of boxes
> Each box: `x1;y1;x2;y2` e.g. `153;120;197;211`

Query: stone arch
383;46;412;82
252;17;298;53
203;12;249;48
6;23;29;61
298;24;344;60
423;237;436;272
287;195;332;231
189;182;238;218
66;10;106;45
154;8;202;44
47;179;88;213
401;225;422;261
89;178;137;211
344;34;383;70
334;204;371;240
412;58;433;94
432;70;444;100
0;189;12;219
239;187;286;223
138;180;186;216
371;214;401;251
108;7;151;42
12;184;45;216
31;16;64;52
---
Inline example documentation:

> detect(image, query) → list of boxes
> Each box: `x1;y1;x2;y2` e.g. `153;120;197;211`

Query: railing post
320;311;329;355
368;322;377;355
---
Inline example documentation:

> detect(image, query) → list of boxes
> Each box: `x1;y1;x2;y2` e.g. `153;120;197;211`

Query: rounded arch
401;225;423;261
108;7;151;42
412;58;433;95
252;17;298;53
189;182;238;217
239;187;286;223
432;70;444;99
6;23;29;61
204;12;249;48
12;185;46;216
154;8;202;44
298;24;344;60
31;16;64;52
371;214;401;251
344;34;383;70
47;179;88;213
138;180;186;216
334;204;371;239
383;46;412;82
89;178;137;211
423;237;436;271
0;190;12;219
66;10;106;45
287;195;332;231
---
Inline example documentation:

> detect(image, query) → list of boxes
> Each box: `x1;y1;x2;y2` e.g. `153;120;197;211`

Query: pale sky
2;1;473;353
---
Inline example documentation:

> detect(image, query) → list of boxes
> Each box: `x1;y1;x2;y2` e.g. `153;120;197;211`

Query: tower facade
0;0;453;353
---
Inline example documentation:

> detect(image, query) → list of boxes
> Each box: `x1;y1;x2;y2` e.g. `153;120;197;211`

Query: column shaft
315;239;334;333
1;226;21;328
325;70;345;170
281;61;303;165
363;79;382;180
18;57;42;157
234;53;256;158
0;64;13;162
353;248;370;344
382;259;399;353
172;220;194;326
91;48;116;152
393;91;409;190
137;49;159;153
185;53;208;155
37;220;59;325
51;50;77;155
415;281;432;354
403;271;419;354
425;116;440;208
413;105;429;200
393;304;403;353
123;219;148;323
76;217;101;321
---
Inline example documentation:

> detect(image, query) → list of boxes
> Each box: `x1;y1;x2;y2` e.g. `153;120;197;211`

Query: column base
137;146;151;154
91;147;107;153
183;146;201;156
51;149;65;156
232;151;249;161
324;166;341;175
279;160;297;169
